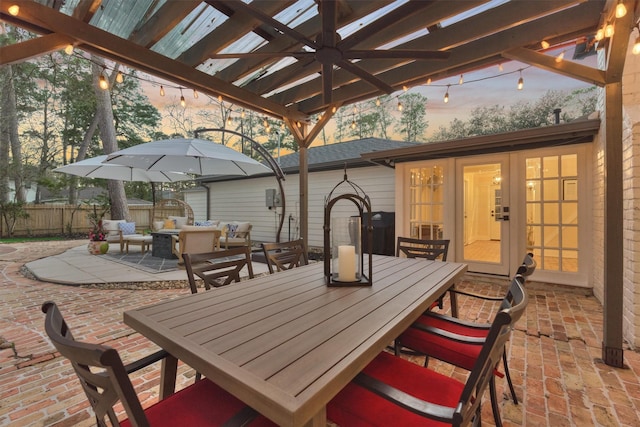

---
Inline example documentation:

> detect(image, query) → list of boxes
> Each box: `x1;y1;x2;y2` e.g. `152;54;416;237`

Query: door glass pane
525;153;579;272
409;165;444;240
463;163;501;264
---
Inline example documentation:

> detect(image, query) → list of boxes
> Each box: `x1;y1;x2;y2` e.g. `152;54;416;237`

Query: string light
351;117;356;129
615;1;627;18
458;74;464;85
218;94;223;102
193;89;199;99
540;40;550;49
633;25;640;55
443;85;450;103
397;101;403;111
98;68;109;90
517;70;524;90
402;85;408;92
375;98;381;106
331;106;337;113
227;116;232;126
116;71;124;83
604;23;614;38
64;44;74;55
179;88;186;107
8;5;19;16
159;85;165;96
595;28;604;41
498;63;504;72
353;106;358;114
241;109;246;118
555;50;565;63
263;117;268;127
426;77;431;85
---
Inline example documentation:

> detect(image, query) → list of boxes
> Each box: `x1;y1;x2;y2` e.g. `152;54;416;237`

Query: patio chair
183;246;254;292
41;301;274;427
327;273;528;427
394;253;536;427
396;236;450;309
171;226;221;267
396;236;450;260
261;239;308;273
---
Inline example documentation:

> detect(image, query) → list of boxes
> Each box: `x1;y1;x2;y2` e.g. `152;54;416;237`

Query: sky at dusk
140;45;598;144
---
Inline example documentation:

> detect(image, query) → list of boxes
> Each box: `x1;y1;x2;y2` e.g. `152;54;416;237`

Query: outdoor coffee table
150;231;178;259
124;255;467;426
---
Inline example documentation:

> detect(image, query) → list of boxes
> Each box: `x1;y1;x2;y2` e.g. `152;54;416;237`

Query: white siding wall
184;188;207;221
202;165;396;248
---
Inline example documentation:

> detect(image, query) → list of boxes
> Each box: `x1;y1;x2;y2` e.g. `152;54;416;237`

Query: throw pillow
118;222;136;235
226;223;238;238
153;221;165;231
163;219;176;229
169;216;188;229
195;220;213;227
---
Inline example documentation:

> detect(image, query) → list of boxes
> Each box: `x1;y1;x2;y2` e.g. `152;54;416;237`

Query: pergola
1;0;637;366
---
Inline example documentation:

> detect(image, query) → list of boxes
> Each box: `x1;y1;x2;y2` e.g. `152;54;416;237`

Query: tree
394;93;428;141
92;58;129;221
430;88;598;141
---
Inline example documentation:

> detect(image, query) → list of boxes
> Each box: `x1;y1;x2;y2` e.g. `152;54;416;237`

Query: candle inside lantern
338;245;356;281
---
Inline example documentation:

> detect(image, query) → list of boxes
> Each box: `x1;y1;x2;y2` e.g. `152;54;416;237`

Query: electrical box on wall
266;189;282;208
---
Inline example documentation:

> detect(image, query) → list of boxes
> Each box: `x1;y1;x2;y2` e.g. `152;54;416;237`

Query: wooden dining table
124;254;467;427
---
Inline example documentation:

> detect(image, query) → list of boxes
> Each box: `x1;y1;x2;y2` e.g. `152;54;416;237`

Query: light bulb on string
402;85;408;92
227;116;232;126
218;95;223;102
281;122;285;130
351;118;356;129
98;68;109;90
517;71;524;90
376;98;380;106
241;109;246;118
633;34;640;55
8;5;19;16
458;74;464;85
595;28;604;41
331;106;337;113
193;89;199;99
263;117;268;127
540;40;550;49
498;63;504;72
426;77;431;85
159;85;165;96
555;50;565;63
443;85;450;104
615;1;627;18
116;71;124;83
604;23;614;38
397;101;403;111
64;44;74;55
179;89;186;107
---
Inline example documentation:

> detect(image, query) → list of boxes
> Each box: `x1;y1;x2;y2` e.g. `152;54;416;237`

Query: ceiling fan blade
320;0;338;47
210;51;314;59
337;60;394;94
322;62;333;104
344;50;450;60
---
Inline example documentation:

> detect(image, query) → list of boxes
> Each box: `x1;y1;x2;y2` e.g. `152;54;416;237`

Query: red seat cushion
328;352;464;427
121;379;275;427
397;314;487;370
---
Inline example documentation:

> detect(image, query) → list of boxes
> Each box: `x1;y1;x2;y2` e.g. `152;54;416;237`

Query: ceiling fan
208;0;450;104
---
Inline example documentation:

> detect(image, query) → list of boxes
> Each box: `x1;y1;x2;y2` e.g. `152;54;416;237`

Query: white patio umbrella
103;138;271;176
54;155;193;182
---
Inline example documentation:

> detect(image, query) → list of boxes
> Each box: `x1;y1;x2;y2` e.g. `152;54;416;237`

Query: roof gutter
362;118;601;166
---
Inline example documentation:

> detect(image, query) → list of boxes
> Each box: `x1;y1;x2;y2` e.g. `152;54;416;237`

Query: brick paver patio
1;241;638;426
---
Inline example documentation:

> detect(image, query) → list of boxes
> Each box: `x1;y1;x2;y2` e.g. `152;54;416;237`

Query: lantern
324;167;373;286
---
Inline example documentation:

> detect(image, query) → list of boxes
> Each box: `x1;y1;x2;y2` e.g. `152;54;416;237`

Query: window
409;165;445;240
525;154;578;272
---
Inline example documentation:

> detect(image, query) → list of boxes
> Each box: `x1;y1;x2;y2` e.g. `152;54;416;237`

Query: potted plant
87;199;110;255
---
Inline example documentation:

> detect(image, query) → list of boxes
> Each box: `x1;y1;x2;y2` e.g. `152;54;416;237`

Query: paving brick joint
0;241;638;426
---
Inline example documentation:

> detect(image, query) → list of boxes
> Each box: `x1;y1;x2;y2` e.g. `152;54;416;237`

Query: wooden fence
0;204;183;238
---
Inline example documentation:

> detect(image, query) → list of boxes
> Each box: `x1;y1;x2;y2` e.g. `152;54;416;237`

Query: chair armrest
354;373;456;422
425;311;491;331
448;288;504;302
123;349;169;374
410;323;487;345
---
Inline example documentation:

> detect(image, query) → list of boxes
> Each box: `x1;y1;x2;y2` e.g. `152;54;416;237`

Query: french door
456;155;511;275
